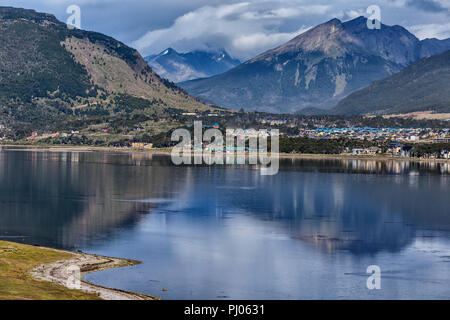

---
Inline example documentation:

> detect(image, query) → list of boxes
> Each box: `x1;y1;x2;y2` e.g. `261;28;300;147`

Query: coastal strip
0;241;157;300
30;248;158;300
2;144;450;164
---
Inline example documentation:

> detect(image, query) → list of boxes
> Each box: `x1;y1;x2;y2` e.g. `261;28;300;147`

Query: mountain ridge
180;16;450;113
333;50;450;115
0;6;210;132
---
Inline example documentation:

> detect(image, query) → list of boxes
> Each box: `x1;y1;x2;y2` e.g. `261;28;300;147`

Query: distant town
2;111;450;160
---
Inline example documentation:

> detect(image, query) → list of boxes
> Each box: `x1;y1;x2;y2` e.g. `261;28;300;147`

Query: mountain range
0;6;209;131
145;48;241;82
334;50;450;115
180;16;450;114
0;6;448;130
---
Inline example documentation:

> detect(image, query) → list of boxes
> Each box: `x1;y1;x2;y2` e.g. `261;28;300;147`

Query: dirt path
30;250;158;300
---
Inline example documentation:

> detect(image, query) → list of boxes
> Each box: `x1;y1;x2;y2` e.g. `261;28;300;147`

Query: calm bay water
1;147;450;299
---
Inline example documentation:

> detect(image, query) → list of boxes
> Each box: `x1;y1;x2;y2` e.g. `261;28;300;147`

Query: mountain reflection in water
1;148;449;299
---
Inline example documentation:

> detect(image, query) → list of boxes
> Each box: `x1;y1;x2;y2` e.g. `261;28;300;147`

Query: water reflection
0;150;173;248
1;148;450;299
1;149;449;253
185;169;450;255
279;157;450;175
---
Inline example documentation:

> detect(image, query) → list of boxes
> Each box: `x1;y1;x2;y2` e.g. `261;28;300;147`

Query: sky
1;0;449;60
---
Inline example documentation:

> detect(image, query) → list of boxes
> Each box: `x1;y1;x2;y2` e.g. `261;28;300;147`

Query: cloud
131;1;330;60
231;27;311;52
0;0;226;44
344;9;366;19
409;22;450;39
240;5;331;20
130;0;450;60
406;0;450;13
2;0;450;59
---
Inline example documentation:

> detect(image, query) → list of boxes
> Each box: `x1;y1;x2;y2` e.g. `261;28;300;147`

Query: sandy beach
29;247;158;300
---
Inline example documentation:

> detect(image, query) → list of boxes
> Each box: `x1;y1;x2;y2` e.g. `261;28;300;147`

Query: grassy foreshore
0;143;173;154
0;241;155;300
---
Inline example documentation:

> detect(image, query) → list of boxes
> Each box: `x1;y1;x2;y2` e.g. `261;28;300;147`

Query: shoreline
2;144;450;164
278;153;450;163
0;144;173;155
29;245;158;300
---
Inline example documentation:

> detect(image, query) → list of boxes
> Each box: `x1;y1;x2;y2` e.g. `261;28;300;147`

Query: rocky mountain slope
0;7;209;131
145;48;240;82
333;50;450;115
180;16;450;113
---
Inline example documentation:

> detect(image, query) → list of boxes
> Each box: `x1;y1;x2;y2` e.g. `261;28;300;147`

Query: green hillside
334;50;450;115
0;7;210;140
